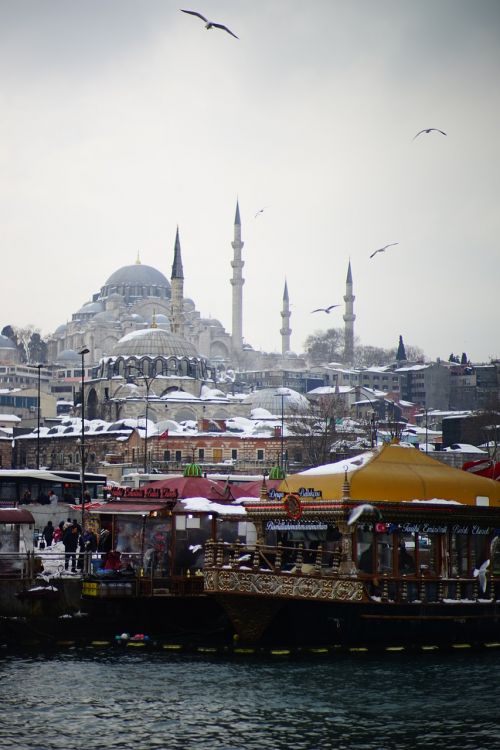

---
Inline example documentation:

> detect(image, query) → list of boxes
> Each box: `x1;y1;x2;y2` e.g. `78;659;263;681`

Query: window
231;449;238;460
198;448;205;460
163;450;171;461
257;449;264;461
175;450;182;462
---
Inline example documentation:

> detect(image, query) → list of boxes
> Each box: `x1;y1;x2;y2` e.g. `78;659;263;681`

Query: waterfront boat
203;443;500;648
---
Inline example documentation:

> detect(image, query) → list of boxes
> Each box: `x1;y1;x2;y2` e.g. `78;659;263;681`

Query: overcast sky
1;0;499;363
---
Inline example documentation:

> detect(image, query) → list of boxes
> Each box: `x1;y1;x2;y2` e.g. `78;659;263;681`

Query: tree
287;394;347;467
28;332;48;364
2;324;46;363
304;327;345;365
396;335;407;362
461;352;468;365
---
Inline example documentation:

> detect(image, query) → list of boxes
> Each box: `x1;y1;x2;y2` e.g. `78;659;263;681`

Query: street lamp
79;347;90;532
129;363;157;474
36;364;42;469
275;387;289;471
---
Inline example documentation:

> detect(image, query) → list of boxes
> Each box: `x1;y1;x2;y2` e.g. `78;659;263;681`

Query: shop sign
111;486;179;500
266;521;329;531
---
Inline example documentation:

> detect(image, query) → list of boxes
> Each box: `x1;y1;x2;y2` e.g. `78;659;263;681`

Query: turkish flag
159;430;169;440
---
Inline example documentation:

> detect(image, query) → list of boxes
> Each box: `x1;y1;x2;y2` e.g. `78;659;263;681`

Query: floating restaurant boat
203;443;500;648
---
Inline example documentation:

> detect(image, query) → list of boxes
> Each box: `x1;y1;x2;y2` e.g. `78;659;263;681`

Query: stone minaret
170;226;184;336
343;260;356;364
230;200;244;353
280;279;292;356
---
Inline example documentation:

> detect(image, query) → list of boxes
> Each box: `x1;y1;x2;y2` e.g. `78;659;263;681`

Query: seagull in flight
311;304;340;314
180;9;239;38
255;206;269;218
347;503;382;526
369;242;398;259
473;559;490;594
413;128;447;140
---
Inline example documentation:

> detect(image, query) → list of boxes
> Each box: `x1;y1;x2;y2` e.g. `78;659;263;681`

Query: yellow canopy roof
279;443;500;507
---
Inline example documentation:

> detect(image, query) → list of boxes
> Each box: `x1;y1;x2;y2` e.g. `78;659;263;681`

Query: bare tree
287;394;347;467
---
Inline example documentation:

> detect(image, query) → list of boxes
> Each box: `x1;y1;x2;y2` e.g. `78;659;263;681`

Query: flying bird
311;304;340;314
180;9;239;38
255;206;269;218
413;128;447;140
473;559;490;594
369;242;399;259
347;503;382;526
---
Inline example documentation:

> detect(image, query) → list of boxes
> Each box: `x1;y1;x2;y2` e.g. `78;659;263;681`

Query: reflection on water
0;650;499;750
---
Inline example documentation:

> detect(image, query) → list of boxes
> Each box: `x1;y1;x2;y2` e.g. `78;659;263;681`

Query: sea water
0;650;499;750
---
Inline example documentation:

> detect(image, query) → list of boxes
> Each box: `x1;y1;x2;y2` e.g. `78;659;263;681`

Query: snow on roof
179;497;246;516
443;443;487;453
0;414;21;423
300;450;375;476
307;386;353;395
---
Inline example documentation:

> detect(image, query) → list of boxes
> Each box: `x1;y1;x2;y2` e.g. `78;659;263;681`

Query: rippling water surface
1;650;499;750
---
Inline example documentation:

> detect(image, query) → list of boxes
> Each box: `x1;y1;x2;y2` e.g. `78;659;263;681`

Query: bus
0;469;108;505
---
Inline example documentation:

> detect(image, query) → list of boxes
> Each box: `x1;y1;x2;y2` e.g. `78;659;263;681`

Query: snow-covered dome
54;323;68;334
104;264;170;288
243;387;309;415
0;334;17;350
93;311;116;323
55;349;80;363
75;301;104;315
112;327;198;357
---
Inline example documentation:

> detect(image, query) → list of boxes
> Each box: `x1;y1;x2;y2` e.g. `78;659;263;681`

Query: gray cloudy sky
1;0;499;362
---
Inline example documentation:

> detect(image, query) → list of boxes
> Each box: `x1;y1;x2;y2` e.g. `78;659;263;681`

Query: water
1;650;499;750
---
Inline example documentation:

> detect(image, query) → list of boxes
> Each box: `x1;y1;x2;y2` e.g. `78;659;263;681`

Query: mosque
40;202;355;423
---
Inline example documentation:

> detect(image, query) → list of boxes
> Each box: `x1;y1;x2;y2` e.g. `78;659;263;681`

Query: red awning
0;508;35;524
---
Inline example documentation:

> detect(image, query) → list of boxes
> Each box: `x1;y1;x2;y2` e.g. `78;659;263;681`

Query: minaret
230;200;244;352
280;279;292;356
343;260;356;364
170;226;184;336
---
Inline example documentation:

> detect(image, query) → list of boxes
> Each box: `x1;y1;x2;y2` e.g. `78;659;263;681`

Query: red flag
159;430;169;440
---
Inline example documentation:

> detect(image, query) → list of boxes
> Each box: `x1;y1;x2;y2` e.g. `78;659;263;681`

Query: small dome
55;349;80;363
54;323;68;334
76;301;104;315
112;328;198;357
93;311;116;323
104;264;170;288
128;313;146;322
0;335;17;349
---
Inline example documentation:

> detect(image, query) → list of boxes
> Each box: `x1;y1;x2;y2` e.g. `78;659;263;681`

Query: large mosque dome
103;264;171;290
112;328;198;358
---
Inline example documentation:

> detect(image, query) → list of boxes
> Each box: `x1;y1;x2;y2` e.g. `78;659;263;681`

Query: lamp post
36;364;42;469
129;364;156;474
275;387;289;471
79;347;89;532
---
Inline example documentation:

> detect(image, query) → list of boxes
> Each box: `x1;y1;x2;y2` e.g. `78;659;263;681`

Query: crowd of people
40;518;111;573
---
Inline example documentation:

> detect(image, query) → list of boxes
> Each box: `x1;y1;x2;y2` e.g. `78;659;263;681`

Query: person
37;492;50;505
21;490;32;505
52;522;64;545
42;520;54;548
358;544;374;573
103;550;122;571
62;520;80;572
399;542;415;574
77;528;98;570
48;490;58;505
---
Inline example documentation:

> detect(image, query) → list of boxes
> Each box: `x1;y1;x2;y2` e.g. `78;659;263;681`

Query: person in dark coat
62;520;80;572
42;521;54;548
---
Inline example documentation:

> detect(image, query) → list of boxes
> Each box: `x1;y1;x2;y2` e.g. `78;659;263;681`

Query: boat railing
204;541;499;604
